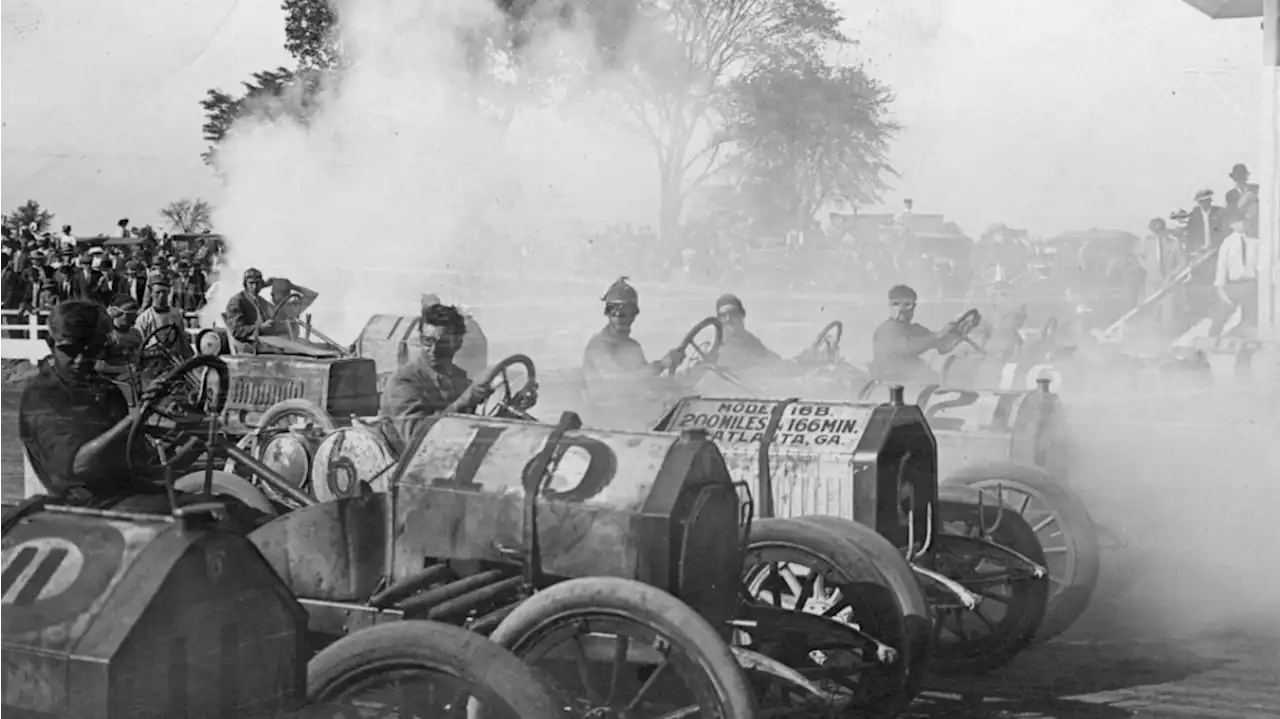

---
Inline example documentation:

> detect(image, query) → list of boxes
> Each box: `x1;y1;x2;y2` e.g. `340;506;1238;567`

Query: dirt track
3;366;1278;719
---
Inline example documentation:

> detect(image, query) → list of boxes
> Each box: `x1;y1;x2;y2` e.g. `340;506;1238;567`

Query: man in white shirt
1209;217;1259;338
58;225;76;250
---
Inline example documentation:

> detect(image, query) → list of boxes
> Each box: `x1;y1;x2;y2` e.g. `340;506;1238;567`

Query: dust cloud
204;0;658;343
1058;363;1280;643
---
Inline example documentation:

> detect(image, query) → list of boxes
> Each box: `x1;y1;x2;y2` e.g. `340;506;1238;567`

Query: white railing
0;309;204;362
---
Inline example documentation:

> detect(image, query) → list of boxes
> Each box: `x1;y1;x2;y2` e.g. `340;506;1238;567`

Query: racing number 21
431;425;620;503
917;385;1017;433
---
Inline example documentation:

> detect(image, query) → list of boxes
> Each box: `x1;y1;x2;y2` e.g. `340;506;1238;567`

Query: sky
0;0;1267;239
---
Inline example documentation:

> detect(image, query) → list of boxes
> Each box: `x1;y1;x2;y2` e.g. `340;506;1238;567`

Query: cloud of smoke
1060;364;1280;642
205;0;658;343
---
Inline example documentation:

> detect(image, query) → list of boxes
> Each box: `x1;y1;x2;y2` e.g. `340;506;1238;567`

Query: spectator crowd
1138;161;1262;339
1;220;222;321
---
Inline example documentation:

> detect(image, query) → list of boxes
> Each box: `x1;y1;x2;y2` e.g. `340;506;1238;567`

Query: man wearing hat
134;270;193;361
120;260;148;307
581;277;684;428
174;258;208;312
870;284;963;382
224;267;280;351
101;296;143;368
1184;189;1227;324
1225;163;1259;238
18;299;269;528
713;294;781;372
36;276;60;311
23;249;52;307
69;253;101;302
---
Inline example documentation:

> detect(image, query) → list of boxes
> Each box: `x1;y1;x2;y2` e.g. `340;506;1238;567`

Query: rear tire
307;620;565;719
929;498;1050;675
947;464;1100;643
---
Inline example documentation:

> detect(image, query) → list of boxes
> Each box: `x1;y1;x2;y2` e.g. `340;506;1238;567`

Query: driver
713;293;781;372
269;277;319;338
381;303;494;446
870;284;959;382
582;277;683;404
225;267;280;350
134;271;194;362
102;296;143;368
18;301;267;529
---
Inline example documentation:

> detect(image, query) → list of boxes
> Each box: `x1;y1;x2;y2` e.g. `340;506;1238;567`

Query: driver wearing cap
135;270;193;362
714;293;780;372
224;267;281;349
871;285;959;382
583;279;683;390
20;300;274;527
381;303;494;449
19;301;169;507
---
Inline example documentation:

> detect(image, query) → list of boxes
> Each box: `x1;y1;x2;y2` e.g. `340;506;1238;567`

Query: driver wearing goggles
19;301;273;527
19;300;169;507
581;277;685;429
381;303;494;450
870;285;960;382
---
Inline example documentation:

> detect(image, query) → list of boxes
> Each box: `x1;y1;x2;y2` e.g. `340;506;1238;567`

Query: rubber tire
945;463;1101;643
488;577;757;719
929;498;1050;675
258;398;337;433
307;620;565;719
174;470;277;517
745;517;918;717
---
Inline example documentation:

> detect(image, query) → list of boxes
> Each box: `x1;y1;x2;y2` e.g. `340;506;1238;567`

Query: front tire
489;577;757;719
307;620;565;719
743;517;919;717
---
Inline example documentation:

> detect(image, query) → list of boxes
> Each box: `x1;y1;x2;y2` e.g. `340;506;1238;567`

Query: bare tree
159;198;214;234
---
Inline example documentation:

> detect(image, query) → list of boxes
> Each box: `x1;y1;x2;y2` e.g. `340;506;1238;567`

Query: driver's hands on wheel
457;382;496;411
511;380;539;411
658;348;685;373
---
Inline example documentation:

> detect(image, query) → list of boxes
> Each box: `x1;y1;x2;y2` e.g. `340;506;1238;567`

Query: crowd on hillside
0;221;223;319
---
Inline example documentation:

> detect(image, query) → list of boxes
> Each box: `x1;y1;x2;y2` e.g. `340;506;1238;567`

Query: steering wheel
446;354;538;420
942;308;986;355
807;320;844;365
664;317;724;377
126;356;231;475
138;323;189;376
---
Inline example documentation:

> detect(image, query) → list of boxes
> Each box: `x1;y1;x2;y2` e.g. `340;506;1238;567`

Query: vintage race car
81;353;943;717
2;357;565;719
662;313;1100;654
189;317;380;436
